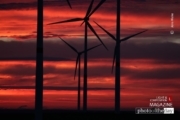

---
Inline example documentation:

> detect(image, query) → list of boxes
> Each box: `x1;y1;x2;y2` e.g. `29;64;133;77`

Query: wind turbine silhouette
47;0;107;50
59;37;102;111
94;21;147;73
35;0;72;120
94;21;147;112
47;0;107;111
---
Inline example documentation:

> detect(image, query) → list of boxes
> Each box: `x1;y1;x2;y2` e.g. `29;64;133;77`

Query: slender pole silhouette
94;20;147;112
47;0;107;111
35;0;43;120
115;0;120;112
59;37;101;110
35;1;72;120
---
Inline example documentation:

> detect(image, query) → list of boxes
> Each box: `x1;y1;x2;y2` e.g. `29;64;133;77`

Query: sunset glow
0;0;180;111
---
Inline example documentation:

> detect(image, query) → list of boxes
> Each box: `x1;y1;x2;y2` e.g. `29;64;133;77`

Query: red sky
0;0;180;111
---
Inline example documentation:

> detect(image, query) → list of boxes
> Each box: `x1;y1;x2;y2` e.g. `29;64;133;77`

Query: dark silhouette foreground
0;109;179;120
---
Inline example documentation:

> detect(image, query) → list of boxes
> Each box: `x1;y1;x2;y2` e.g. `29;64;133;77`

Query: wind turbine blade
74;56;79;80
81;44;102;53
120;30;148;42
112;46;116;73
80;21;84;26
94;21;116;41
85;0;94;17
87;22;108;50
66;0;72;9
88;0;106;17
47;18;83;25
87;44;102;52
59;37;78;53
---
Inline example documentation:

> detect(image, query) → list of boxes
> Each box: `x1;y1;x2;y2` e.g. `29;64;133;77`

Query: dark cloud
1;58;180;86
120;42;180;62
0;0;179;20
0;61;112;77
121;67;180;80
0;85;117;91
0;65;35;76
0;62;112;86
0;40;71;60
88;66;112;78
1;34;73;40
0;0;36;4
120;0;180;22
0;2;37;10
0;77;34;86
0;63;73;76
0;40;180;62
11;35;36;40
0;40;35;58
0;0;112;10
0;40;180;87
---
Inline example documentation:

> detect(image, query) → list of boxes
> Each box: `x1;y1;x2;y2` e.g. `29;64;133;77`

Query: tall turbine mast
115;0;120;113
35;0;43;120
35;1;72;120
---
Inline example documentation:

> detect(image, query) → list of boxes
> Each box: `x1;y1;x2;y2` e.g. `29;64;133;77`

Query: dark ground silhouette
0;109;179;120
